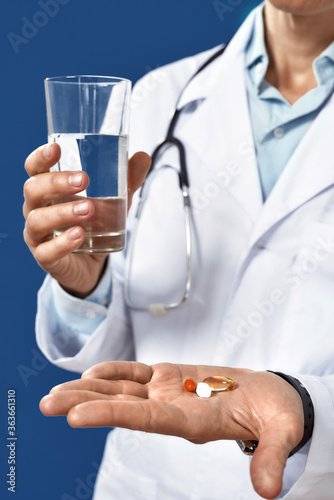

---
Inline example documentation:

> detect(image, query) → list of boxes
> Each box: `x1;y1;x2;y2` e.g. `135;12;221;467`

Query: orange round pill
184;379;197;392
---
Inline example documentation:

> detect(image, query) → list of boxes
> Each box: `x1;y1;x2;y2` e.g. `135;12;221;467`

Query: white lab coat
36;6;334;499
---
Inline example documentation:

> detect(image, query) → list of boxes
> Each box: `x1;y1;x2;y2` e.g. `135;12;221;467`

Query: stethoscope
124;44;227;315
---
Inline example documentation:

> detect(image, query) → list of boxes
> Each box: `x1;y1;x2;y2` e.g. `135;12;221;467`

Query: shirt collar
317;41;334;64
245;4;268;91
313;41;334;86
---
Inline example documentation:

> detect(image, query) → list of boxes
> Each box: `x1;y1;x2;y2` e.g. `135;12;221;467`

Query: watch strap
267;371;314;457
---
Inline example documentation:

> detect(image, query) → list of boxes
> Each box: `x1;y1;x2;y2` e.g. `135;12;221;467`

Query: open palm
41;361;303;499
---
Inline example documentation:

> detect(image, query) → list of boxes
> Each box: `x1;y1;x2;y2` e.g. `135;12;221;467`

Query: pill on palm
196;382;212;398
203;376;235;391
184;379;197;392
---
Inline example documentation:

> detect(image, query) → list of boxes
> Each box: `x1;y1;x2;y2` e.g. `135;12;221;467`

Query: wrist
236;371;314;458
60;255;109;298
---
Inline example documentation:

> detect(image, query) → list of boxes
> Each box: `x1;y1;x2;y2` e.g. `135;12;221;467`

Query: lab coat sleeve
35;254;135;374
281;373;334;499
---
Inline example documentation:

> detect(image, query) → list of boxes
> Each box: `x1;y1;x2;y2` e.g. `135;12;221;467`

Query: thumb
250;427;292;499
127;151;151;208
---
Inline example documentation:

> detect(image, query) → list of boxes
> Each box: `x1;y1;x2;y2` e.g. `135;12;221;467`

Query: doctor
24;0;334;499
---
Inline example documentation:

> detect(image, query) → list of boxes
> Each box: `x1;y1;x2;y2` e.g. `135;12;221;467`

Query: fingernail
68;227;82;241
74;201;89;215
44;144;53;159
69;173;83;187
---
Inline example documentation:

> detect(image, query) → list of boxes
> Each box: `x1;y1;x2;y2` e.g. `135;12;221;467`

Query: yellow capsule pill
202;376;235;392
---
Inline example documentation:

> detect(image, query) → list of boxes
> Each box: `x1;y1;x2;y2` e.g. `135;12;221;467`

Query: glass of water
44;75;131;253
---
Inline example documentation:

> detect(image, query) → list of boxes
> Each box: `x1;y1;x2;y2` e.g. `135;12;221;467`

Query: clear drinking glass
44;75;131;253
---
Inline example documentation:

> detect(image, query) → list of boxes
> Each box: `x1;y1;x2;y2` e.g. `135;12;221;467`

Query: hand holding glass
44;75;131;253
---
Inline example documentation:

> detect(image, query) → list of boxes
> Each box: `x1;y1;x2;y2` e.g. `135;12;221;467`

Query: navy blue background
1;1;260;499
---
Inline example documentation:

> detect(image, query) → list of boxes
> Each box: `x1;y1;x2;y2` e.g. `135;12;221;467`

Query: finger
40;390;114;416
250;428;295;499
82;361;152;384
50;378;148;399
67;400;186;435
24;198;94;242
127;152;151;205
23;171;89;214
26;226;86;267
25;143;61;176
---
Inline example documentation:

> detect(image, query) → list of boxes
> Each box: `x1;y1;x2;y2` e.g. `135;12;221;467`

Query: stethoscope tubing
124;44;227;314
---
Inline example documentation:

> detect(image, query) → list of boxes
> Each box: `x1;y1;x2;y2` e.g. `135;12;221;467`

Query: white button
101;297;108;306
85;310;96;319
255;62;263;74
273;127;284;138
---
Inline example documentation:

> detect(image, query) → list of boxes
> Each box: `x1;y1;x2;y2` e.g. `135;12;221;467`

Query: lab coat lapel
176;31;263;222
176;4;334;246
247;94;334;248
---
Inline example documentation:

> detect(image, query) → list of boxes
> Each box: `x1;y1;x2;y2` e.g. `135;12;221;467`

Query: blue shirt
51;7;334;328
245;6;334;201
